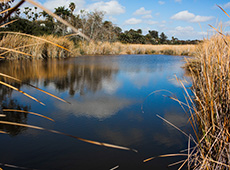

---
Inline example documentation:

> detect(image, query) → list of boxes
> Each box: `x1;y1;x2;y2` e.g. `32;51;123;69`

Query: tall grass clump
184;33;230;169
0;33;75;59
77;41;196;56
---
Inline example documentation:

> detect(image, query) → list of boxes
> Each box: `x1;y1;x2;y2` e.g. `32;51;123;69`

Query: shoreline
0;34;197;59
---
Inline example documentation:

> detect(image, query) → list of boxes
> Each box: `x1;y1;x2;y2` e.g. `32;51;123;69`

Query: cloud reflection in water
57;95;133;120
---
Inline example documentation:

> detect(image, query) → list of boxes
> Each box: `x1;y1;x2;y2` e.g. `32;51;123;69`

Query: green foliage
159;32;167;44
118;29;147;44
1;18;54;35
1;2;200;45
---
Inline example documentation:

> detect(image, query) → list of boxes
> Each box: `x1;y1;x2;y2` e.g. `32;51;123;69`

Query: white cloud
191;15;213;23
223;2;230;9
145;20;158;25
169;26;207;39
87;1;125;15
142;15;153;19
175;26;194;31
124;18;142;25
171;10;213;23
158;1;165;5
134;7;152;15
171;11;195;21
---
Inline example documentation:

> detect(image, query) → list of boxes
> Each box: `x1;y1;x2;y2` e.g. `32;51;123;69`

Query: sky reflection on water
0;55;192;170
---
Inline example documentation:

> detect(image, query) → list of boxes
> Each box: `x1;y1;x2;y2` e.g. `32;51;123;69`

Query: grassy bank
0;33;75;59
78;41;196;56
185;34;230;168
0;34;196;59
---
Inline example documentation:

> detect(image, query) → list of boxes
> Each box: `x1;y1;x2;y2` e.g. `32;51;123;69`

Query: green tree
159;32;167;44
146;30;159;44
118;29;146;44
69;2;76;14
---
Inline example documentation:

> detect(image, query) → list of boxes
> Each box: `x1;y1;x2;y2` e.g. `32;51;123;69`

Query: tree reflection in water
0;57;118;135
0;85;30;136
0;58;119;96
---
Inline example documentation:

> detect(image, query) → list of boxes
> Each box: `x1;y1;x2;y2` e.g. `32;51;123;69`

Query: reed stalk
184;33;230;169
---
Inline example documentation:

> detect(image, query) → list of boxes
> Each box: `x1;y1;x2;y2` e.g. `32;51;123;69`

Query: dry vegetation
184;34;230;169
0;34;197;59
0;33;75;59
78;41;196;56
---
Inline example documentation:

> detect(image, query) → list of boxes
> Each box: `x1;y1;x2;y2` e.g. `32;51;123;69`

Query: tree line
0;1;200;44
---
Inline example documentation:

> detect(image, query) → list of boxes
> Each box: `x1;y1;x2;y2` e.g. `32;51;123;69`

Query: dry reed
0;34;75;59
184;33;230;169
0;35;196;59
78;41;196;56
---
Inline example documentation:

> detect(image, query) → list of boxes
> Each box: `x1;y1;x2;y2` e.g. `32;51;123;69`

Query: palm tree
69;2;76;14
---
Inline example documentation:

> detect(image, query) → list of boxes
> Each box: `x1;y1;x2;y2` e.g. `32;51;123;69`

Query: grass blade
0;7;13;15
156;114;189;138
0;0;25;24
0;81;45;105
0;162;37;170
0;42;44;56
0;19;18;28
168;159;186;167
110;165;119;170
0;130;8;134
0;31;71;52
0;73;70;104
208;158;230;168
141;89;174;113
0;121;137;152
143;153;188;163
3;109;54;122
0;46;34;58
217;5;230;18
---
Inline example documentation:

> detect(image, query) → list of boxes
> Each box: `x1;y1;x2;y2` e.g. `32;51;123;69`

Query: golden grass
3;109;55;122
0;72;71;104
78;41;196;56
0;35;196;59
0;34;75;59
184;34;230;169
0;120;138;152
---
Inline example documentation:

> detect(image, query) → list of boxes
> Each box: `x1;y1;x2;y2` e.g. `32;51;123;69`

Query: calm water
0;55;192;170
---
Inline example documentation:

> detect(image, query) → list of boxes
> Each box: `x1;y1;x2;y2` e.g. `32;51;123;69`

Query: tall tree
159;32;167;44
69;2;76;14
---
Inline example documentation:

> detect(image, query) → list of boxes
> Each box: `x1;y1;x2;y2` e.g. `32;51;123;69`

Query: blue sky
16;0;230;40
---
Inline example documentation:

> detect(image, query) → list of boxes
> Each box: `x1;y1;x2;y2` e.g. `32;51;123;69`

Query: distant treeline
0;1;200;45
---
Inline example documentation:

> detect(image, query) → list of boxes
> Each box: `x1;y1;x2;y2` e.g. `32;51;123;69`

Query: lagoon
0;55;192;170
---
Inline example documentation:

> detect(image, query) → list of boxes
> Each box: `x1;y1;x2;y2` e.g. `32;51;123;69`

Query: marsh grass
183;33;230;169
0;33;75;59
78;41;196;56
0;35;196;59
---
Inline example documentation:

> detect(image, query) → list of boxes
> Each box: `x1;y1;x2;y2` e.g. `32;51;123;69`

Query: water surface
0;55;192;170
